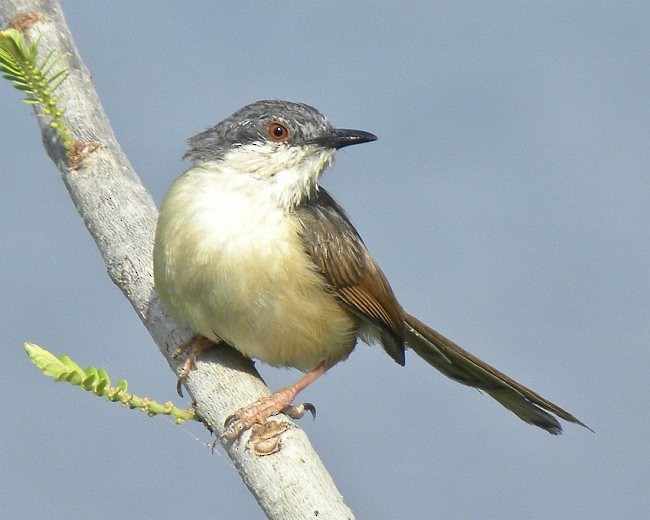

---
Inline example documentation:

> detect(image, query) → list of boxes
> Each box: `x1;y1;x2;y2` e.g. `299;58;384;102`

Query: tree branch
1;1;354;518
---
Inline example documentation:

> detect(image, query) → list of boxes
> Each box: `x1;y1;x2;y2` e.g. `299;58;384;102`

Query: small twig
24;343;197;424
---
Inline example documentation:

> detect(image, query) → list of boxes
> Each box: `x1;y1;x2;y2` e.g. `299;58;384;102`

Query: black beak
315;128;378;149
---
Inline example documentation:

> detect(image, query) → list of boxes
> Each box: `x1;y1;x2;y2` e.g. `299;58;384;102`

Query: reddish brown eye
267;122;290;141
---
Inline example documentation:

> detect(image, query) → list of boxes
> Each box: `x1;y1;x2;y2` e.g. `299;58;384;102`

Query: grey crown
184;100;333;163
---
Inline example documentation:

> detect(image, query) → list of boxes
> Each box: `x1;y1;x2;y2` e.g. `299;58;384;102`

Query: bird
153;99;589;440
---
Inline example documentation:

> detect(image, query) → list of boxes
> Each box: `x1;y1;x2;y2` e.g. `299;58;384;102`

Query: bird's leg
222;360;335;441
174;334;222;396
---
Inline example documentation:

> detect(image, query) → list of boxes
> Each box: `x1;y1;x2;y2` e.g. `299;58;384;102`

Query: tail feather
403;312;591;434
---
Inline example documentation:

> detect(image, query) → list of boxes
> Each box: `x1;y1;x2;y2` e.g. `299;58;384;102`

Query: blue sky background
2;2;649;518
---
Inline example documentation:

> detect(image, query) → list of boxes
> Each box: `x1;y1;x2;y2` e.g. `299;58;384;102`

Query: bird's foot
174;334;221;396
222;387;316;442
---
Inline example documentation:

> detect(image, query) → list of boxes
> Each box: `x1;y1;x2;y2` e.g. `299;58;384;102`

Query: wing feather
296;189;405;364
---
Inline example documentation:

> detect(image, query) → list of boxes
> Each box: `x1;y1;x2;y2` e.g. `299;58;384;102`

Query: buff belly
154;167;360;371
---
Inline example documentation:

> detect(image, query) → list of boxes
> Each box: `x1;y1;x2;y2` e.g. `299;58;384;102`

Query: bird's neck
198;145;336;211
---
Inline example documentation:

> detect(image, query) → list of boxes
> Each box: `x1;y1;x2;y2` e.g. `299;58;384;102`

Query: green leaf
94;377;109;396
59;355;83;374
2;75;27;85
81;372;97;391
46;67;67;86
0;28;72;149
25;343;70;379
81;366;99;391
1;64;22;75
58;371;82;386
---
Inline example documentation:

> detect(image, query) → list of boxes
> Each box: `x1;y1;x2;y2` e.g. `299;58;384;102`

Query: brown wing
296;189;406;365
295;191;588;434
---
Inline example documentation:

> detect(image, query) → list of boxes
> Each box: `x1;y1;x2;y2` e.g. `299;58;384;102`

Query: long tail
403;312;590;434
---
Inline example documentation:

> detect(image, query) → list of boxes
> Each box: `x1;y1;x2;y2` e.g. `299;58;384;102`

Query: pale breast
154;166;360;371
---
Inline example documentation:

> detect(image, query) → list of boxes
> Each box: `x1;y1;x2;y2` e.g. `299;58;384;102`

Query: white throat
215;143;336;209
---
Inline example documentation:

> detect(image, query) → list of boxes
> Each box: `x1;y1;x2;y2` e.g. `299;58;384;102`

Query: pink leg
222;360;335;441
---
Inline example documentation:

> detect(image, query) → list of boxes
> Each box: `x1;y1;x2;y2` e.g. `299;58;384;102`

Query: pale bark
1;1;354;518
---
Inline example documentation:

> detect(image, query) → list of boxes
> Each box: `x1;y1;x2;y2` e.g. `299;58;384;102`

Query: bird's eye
267;122;290;142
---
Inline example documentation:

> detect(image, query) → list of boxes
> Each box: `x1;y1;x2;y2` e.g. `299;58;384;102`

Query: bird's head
184;100;377;207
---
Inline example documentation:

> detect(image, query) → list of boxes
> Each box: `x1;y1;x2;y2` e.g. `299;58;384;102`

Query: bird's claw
221;397;317;442
175;356;196;398
172;335;220;397
175;374;187;398
284;402;316;420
